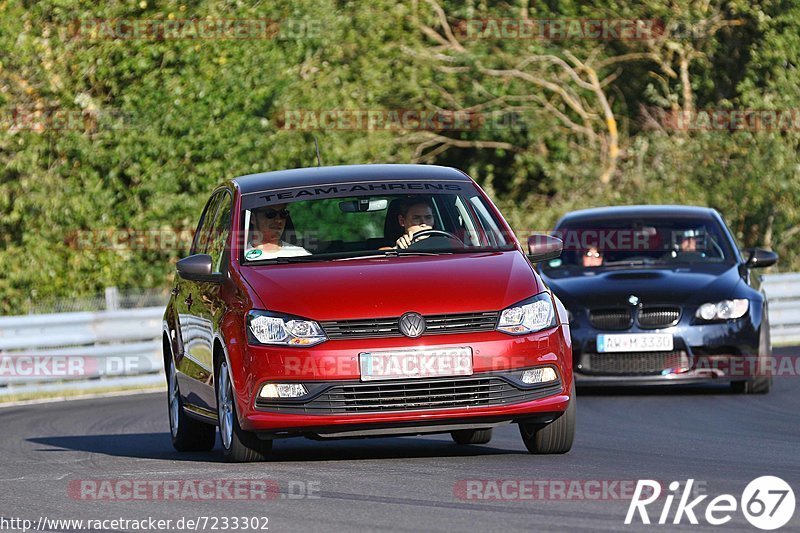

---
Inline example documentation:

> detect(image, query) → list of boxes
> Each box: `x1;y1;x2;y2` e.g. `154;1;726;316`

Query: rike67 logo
626;477;795;530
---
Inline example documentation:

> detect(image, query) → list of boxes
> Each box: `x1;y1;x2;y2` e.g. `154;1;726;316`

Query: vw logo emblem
628;295;640;306
399;312;426;338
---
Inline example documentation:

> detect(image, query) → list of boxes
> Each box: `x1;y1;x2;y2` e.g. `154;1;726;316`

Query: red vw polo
162;164;575;461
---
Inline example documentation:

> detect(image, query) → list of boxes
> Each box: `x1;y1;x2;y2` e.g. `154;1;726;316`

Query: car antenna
312;135;322;167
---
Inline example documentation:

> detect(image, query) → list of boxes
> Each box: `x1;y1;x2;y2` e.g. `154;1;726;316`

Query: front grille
320;311;499;340
256;375;562;414
580;351;690;375
589;308;632;330
637;306;681;328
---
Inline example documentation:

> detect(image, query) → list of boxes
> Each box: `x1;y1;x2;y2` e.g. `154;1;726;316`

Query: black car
540;205;777;393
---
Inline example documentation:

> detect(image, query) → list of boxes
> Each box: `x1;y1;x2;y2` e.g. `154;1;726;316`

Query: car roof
557;205;719;225
231;164;472;195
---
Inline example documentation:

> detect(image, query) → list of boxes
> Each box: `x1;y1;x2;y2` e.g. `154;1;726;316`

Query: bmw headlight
695;299;749;321
247;310;327;347
497;292;557;335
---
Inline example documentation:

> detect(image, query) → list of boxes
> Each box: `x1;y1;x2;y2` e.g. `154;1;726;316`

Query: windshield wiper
249;247;512;264
247;256;328;264
332;250;441;260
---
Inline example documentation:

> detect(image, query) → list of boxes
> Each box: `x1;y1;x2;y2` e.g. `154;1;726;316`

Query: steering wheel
409;229;464;246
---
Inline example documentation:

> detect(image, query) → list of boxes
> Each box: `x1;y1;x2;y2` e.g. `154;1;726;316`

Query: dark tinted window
544;216;734;271
207;192;232;273
191;192;222;255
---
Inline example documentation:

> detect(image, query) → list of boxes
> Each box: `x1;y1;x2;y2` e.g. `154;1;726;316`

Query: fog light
259;383;308;399
521;367;557;384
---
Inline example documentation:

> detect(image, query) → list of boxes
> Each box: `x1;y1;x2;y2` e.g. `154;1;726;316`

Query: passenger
245;204;310;260
582;246;603;267
395;199;436;249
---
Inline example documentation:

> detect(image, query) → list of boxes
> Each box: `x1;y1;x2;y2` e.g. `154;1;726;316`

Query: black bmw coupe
540;205;778;393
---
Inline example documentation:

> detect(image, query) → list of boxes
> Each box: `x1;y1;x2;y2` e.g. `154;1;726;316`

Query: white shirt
244;241;311;260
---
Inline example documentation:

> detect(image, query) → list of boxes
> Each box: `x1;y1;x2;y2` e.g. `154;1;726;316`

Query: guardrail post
105;286;120;311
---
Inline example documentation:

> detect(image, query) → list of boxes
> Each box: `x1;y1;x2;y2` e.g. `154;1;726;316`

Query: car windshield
542;216;736;272
240;181;516;263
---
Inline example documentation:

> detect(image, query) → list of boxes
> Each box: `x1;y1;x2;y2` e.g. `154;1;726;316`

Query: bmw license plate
359;347;473;381
597;334;673;353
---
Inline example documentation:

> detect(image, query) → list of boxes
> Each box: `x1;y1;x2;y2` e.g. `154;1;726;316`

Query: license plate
597;334;673;353
359;347;473;381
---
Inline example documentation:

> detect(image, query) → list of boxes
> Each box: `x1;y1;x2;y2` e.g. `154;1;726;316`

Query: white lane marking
0;388;165;409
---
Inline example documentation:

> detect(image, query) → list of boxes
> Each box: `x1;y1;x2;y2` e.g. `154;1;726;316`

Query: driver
395;198;436;249
668;228;707;260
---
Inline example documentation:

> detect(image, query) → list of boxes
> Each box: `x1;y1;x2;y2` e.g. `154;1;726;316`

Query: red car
162;164;575;461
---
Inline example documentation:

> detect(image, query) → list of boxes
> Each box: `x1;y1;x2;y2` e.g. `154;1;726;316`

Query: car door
185;190;233;410
174;191;222;410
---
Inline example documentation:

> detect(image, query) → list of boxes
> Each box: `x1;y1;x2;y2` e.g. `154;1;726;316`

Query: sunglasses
584;251;601;258
261;209;289;220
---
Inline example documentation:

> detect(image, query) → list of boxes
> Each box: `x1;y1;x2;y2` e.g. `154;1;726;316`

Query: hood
543;264;743;308
240;251;541;320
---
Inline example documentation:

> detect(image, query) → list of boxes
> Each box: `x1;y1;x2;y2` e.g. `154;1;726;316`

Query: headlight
497;292;557;335
695;299;749;321
247;310;327;347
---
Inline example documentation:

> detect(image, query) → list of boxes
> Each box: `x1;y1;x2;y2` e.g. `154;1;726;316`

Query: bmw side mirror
745;248;778;269
176;254;222;282
527;235;563;263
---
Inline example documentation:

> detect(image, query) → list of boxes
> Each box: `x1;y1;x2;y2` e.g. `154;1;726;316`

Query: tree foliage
0;0;798;314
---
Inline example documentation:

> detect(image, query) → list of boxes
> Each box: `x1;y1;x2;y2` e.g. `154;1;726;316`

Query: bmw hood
543;264;744;309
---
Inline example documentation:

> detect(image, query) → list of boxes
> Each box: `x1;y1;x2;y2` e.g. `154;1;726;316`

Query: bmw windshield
542;216;737;274
240;181;516;263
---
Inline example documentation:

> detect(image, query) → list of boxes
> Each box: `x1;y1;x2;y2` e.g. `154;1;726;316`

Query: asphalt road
1;347;798;533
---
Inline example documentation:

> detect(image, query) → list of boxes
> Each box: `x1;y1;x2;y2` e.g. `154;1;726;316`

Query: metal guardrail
762;273;800;346
0;273;798;394
0;307;163;391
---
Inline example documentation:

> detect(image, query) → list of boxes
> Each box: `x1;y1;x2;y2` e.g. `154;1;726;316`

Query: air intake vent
589;308;632;330
638;306;681;328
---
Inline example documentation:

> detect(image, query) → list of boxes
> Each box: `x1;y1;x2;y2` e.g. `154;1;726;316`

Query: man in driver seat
670;228;707;260
394;198;436;249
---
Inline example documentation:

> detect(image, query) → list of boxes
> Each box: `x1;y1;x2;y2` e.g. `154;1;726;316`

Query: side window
207;193;232;273
191;192;222;255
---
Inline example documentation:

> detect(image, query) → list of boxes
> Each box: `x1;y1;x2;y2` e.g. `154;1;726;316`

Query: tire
451;428;493;445
216;359;272;462
731;375;771;394
732;322;772;394
518;383;576;454
167;356;216;452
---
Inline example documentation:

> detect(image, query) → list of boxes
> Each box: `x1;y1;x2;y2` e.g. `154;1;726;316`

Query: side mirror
745;248;778;269
527;235;563;263
176;254;222;282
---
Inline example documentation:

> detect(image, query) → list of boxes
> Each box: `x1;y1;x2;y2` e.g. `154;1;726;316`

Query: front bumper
569;317;762;387
234;325;573;433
